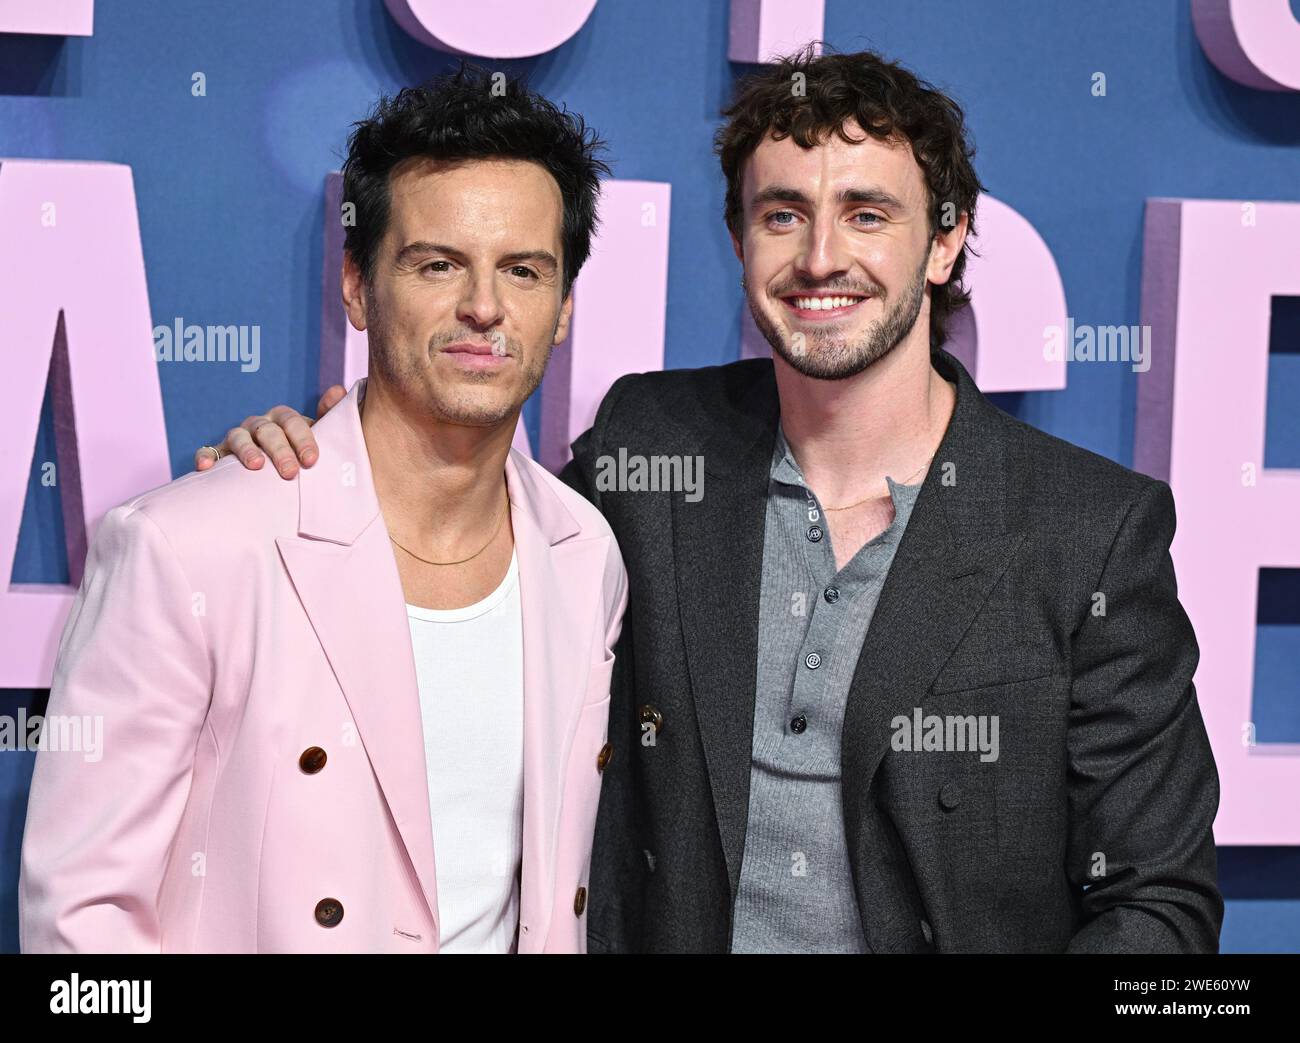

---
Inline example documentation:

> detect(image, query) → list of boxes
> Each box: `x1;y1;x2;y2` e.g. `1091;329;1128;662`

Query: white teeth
792;295;861;310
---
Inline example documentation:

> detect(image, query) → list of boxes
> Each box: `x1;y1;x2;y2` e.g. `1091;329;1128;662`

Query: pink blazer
19;379;628;953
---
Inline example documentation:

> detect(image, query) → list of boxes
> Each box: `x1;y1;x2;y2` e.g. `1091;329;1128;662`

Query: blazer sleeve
1064;479;1223;953
19;502;213;953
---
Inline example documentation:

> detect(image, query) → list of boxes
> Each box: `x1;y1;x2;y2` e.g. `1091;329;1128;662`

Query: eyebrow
394;241;559;270
749;185;907;212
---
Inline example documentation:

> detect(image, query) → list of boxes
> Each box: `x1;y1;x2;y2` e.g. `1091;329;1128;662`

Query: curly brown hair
715;45;985;352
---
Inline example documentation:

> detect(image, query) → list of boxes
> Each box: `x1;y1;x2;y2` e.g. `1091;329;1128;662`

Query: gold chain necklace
389;491;511;566
822;454;933;512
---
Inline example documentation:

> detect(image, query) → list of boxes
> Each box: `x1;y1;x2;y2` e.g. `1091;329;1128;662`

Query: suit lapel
673;364;779;898
276;526;441;929
671;350;1026;922
840;349;1026;945
506;450;598;953
273;381;441;933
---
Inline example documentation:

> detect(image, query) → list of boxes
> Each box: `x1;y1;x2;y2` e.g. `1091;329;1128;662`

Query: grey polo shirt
730;422;924;953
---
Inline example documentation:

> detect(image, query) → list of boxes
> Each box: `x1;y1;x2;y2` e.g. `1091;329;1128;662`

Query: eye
767;209;799;227
509;265;539;280
422;260;452;274
853;211;883;227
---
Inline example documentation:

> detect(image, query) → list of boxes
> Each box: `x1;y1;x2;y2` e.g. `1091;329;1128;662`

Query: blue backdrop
1;0;1297;953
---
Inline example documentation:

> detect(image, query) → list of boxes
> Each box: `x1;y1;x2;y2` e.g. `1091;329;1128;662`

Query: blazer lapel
276;527;442;929
673;365;780;899
673;350;1024;928
273;381;441;935
506;449;599;953
841;349;1026;945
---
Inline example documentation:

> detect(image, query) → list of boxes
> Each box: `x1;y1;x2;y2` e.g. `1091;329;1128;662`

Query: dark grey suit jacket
559;346;1222;953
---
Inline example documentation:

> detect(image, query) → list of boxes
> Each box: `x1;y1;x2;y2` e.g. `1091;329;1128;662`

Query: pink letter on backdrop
728;0;825;63
539;180;671;473
946;195;1068;392
742;193;1068;393
0;160;170;687
1137;198;1300;844
0;0;93;35
384;0;597;58
1192;0;1300;91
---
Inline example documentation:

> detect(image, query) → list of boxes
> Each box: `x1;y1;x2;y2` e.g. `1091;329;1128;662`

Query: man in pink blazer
19;65;627;953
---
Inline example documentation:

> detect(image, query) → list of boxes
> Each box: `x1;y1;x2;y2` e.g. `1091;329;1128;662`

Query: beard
364;286;551;427
748;248;931;381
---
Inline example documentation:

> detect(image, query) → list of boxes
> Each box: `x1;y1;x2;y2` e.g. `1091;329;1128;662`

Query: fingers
240;411;301;479
193;389;335;479
266;404;320;469
223;418;270;471
316;384;346;420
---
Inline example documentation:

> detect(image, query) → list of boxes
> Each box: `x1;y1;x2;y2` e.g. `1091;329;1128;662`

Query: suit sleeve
19;503;213;953
1064;480;1223;953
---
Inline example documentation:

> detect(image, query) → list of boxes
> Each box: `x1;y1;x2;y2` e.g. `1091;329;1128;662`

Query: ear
553;289;575;345
730;226;744;264
341;251;369;332
927;210;970;287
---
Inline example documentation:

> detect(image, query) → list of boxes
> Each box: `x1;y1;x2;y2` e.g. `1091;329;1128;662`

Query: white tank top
405;550;523;953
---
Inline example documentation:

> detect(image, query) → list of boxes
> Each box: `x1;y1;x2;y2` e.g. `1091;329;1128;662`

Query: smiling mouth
780;294;871;318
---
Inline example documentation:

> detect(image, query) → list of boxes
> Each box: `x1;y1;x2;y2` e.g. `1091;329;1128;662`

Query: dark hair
714;45;985;351
342;62;609;299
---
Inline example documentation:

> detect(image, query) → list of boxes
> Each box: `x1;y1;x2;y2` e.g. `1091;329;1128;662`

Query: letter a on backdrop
0;160;169;686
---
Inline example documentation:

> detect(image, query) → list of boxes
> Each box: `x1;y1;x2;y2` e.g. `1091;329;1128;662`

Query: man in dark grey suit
558;47;1221;954
207;48;1221;953
563;341;1220;953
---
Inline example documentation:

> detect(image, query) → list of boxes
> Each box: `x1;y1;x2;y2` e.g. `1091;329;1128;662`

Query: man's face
347;155;572;427
734;120;941;380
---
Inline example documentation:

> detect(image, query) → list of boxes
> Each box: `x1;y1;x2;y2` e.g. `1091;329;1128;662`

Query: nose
455;269;505;331
794;214;851;285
